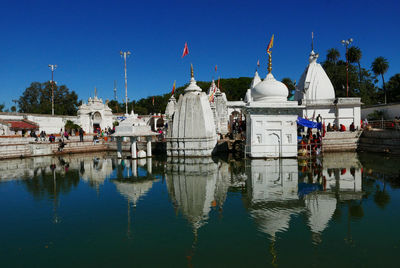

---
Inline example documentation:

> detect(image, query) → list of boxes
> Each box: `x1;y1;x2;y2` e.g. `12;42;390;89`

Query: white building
245;58;302;158
77;93;114;133
295;50;362;129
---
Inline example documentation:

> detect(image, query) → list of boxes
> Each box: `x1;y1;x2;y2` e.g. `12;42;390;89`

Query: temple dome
295;51;335;101
251;73;288;102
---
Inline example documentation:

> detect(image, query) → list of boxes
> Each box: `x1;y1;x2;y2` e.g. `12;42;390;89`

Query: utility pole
48;64;57;116
341;38;353;97
113;80;117;101
120;51;131;115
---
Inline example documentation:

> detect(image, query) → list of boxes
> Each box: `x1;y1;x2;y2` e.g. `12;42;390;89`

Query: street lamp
341;38;353;97
120;51;131;115
48;64;57;116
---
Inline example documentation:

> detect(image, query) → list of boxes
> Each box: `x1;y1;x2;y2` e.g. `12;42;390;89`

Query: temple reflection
244;153;363;246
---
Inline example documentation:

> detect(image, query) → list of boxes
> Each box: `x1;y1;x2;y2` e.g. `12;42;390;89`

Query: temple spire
311;31;314;52
94;87;97;97
267;53;272;74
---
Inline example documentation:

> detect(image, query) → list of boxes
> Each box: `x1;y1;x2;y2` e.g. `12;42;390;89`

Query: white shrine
113;111;158;159
166;65;217;157
208;80;229;135
245;53;302;158
77;89;114;133
295;50;362;129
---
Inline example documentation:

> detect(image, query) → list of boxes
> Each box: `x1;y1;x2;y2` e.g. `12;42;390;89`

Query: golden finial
94;86;97;97
268;53;272;74
190;63;194;78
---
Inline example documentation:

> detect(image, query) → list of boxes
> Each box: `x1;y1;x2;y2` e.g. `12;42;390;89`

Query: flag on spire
266;34;274;54
215;65;217;72
152;96;155;106
257;59;260;67
181;42;189;58
171;80;176;95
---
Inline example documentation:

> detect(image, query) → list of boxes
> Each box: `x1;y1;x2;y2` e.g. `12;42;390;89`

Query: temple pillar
132;159;137;177
146;136;152;157
130;137;137;159
117;137;122;158
154;118;158;130
146;157;152;175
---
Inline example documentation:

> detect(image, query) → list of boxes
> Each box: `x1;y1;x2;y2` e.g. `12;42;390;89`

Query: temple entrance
92;112;102;133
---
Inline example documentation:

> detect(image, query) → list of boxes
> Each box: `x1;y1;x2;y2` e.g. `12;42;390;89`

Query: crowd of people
298;128;323;156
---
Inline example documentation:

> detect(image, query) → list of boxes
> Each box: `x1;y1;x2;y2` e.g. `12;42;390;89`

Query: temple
295;50;362;129
166;65;217;157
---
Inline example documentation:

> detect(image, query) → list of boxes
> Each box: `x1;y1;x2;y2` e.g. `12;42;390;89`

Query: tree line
3;47;399;115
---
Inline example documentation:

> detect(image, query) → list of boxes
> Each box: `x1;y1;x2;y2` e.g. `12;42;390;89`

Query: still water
0;152;399;267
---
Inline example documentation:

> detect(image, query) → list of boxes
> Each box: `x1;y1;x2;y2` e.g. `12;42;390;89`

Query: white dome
251;73;288;102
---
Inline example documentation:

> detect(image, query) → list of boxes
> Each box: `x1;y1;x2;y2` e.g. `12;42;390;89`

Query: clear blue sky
1;0;399;108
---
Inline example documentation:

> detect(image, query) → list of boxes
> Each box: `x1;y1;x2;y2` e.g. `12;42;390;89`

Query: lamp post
341;38;353;97
120;51;131;115
48;64;57;116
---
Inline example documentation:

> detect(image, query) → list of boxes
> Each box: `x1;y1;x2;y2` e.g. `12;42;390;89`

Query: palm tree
326;48;340;64
347;46;362;82
372;57;389;104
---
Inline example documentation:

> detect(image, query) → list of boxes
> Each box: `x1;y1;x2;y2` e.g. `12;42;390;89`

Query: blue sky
0;0;399;108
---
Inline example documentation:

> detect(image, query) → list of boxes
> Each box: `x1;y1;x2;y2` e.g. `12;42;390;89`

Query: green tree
347;46;362;82
18;82;79;115
10;106;16;112
386;73;400;103
0;103;4;112
371;57;389;104
326;48;340;64
281;78;295;99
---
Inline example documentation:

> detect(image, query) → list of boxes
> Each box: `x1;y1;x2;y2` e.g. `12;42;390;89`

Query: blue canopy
297;117;322;130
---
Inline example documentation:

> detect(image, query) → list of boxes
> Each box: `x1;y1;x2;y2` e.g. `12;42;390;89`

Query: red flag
215;65;217;72
152;96;155;106
171;80;176;95
257;59;260;67
181;42;189;58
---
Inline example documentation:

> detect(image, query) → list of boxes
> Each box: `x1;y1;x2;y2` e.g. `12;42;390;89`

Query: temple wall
245;113;298;158
361;103;400;120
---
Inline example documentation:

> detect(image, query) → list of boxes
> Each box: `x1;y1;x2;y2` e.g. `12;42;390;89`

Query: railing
367;120;400;130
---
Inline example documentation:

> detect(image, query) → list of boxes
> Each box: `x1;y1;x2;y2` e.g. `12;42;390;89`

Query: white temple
77;89;114;133
166;65;217;156
244;55;302;158
209;80;229;135
295;50;362;129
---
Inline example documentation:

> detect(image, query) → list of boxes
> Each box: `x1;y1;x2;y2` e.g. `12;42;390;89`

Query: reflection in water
245;159;302;240
243;153;364;265
165;157;236;266
2;151;400;267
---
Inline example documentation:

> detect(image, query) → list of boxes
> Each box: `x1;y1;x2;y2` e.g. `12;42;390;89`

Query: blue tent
296;117;322;130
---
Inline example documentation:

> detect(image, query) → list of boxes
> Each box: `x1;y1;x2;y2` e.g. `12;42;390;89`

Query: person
64;130;69;140
93;134;99;144
316;114;322;123
327;123;332;132
58;138;66;152
49;134;55;143
340;124;346;132
79;128;84;142
350;122;355;132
